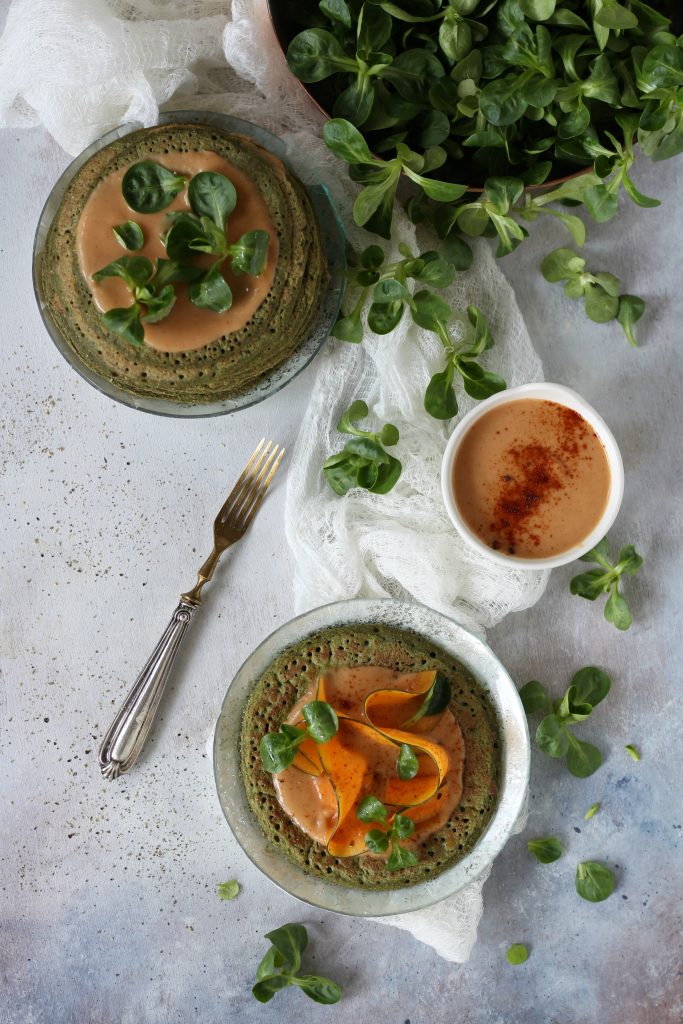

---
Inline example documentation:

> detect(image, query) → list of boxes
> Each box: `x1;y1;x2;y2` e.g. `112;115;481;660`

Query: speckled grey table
1;119;681;1024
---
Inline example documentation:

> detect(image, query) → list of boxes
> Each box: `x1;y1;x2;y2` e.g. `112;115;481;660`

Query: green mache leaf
333;310;364;343
536;715;569;758
616;545;643;575
519;680;553;716
617;295;645;347
373;276;410;303
292;975;342;1005
92;254;154;290
122;161;186;214
152;258;204;288
357;794;388;824
479;75;529;127
334;76;376;127
380;423;399;446
401;166;468;203
424;366;458;420
164;214;210;260
387;843;419;871
411;289;452;331
411;251;456;288
397;743;419;780
255;945;285;982
140;284;176;324
441;235;474;272
456;360;507;401
259;732;299;773
343;436;389;463
102;305;144;346
579;537;610;563
230;230;270;276
188;171;237;229
570;569;611;600
323;118;377;165
189;264;233;313
584;184;619;223
583;283;620;323
365;828;390;853
337;400;369;432
570;667;611;709
361;244;385;271
371;454;402;493
604;584;632;630
319;0;351;27
540;247;584;282
301;700;339;743
368;300;404;334
584;802;600;820
392;813;416;840
566;733;603;778
506;944;529;965
625;744;640;761
252;975;291;1003
113;220;144;251
595;0;638;30
217;880;240;901
323;454;363;495
287;28;353;82
575;861;615;902
264;923;308;974
557;685;593;724
527;837;562;863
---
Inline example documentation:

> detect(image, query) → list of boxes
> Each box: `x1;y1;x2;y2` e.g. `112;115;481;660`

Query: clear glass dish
213;598;530;917
32;109;346;418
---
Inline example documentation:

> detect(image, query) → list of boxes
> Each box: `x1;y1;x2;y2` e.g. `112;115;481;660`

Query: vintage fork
98;439;285;780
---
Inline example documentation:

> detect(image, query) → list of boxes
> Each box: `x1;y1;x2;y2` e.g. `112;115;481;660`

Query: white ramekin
440;383;625;571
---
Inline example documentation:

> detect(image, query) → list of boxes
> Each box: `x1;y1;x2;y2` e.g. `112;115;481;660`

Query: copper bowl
265;0;591;193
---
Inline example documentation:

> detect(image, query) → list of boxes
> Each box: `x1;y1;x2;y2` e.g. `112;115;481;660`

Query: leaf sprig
570;538;643;629
541;248;645;346
93;166;270;343
252;923;342;1005
323;400;402;495
356;795;418;871
259;701;339;773
519;666;611;778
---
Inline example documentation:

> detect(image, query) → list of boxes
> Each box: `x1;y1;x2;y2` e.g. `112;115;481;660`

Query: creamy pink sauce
273;666;465;847
76;150;279;353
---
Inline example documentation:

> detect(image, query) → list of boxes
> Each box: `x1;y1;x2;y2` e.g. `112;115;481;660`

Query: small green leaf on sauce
113;220;144;251
217;880;240;901
506;944;528;965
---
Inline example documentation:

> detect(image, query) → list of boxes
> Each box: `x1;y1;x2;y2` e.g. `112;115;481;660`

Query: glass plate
213;598;530;917
32;109;346;418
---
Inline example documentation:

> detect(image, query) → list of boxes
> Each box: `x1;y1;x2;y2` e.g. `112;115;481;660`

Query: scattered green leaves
584;803;600;820
217;880;240;901
506;944;529;965
357;795;418;870
520;667;611;777
252;923;342;1004
575;861;615;902
323;400;402;495
570;537;643;630
259;701;339;773
527;837;562;864
625;744;640;762
541;249;645;345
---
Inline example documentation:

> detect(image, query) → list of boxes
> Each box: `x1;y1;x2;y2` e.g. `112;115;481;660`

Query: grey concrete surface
0;121;681;1024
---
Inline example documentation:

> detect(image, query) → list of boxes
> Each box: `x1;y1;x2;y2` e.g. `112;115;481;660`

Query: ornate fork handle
98;600;198;780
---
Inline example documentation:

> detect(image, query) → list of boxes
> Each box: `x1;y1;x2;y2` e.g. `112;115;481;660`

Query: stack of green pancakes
240;623;502;890
41;123;328;404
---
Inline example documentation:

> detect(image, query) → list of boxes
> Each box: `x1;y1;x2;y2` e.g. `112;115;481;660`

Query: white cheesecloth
0;0;546;962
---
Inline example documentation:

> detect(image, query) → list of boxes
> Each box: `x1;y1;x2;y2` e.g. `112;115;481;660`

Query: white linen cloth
0;0;546;961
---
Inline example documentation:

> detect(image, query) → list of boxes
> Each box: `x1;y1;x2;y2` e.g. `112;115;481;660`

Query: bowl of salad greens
268;0;683;240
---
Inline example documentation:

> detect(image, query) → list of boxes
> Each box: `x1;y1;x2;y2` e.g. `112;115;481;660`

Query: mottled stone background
1;91;682;1024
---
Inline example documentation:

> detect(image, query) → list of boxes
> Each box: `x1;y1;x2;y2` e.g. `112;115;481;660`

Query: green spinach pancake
240;623;501;890
40;123;328;403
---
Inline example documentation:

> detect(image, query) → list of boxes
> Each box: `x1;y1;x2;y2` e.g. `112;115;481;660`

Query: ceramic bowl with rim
213;597;530;917
32;109;346;418
440;382;625;571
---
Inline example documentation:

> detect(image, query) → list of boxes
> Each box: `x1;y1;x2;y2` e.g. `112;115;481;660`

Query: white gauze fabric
0;0;544;962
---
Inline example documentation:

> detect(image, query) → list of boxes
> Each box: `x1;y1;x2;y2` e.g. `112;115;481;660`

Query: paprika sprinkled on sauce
452;399;611;559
